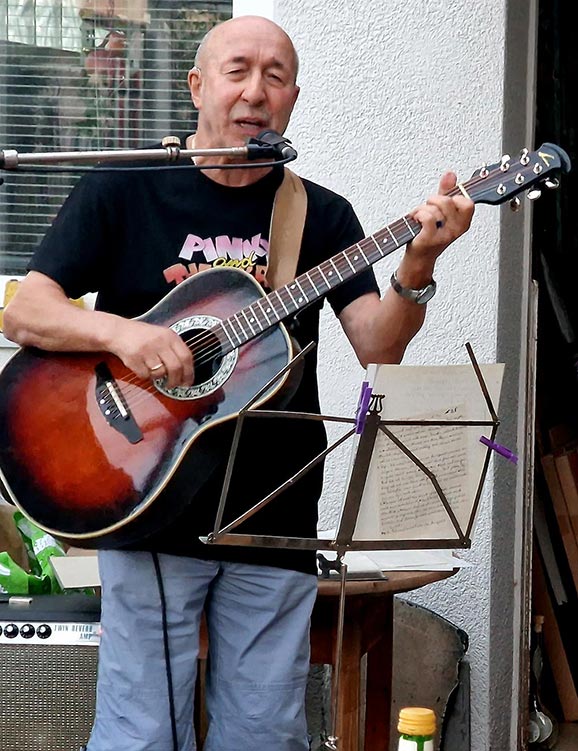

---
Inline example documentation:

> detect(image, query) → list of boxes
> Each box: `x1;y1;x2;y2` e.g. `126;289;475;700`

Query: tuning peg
519;148;530;165
479;163;489;178
545;177;560;189
500;154;511;172
510;197;521;211
527;189;542;201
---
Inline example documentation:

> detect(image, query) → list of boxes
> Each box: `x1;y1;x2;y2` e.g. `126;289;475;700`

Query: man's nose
242;73;266;104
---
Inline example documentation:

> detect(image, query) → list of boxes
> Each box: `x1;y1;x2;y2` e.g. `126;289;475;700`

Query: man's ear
187;66;202;108
292;84;300;109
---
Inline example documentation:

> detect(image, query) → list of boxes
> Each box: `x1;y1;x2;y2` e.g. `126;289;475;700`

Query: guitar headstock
463;143;571;208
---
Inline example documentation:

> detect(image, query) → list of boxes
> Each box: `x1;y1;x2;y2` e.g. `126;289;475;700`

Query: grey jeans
85;550;317;751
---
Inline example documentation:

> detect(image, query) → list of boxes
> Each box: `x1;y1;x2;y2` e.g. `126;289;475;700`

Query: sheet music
352;363;504;541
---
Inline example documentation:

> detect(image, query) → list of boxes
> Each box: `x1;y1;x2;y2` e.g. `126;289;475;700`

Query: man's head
188;16;300;150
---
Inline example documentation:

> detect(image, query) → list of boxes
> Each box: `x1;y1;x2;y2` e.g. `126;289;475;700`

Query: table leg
335;612;363;751
364;597;394;750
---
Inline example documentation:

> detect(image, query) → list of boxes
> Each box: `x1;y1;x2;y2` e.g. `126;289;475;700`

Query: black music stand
201;342;502;750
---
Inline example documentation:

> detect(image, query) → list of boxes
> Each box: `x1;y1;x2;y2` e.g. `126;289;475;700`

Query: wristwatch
390;269;437;304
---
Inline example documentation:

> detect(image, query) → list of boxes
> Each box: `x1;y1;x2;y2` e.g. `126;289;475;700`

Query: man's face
188;20;300;149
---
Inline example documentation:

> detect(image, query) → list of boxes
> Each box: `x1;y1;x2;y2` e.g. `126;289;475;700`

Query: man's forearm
3;282;119;352
358;289;426;367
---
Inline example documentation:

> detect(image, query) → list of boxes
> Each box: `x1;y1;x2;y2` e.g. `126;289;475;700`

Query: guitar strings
108;186;474;409
109;171;521;411
112;218;405;405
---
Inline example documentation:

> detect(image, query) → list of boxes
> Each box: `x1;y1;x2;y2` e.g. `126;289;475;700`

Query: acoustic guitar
0;144;570;547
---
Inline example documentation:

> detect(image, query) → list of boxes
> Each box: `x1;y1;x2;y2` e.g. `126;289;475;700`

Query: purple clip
355;381;373;434
480;435;518;465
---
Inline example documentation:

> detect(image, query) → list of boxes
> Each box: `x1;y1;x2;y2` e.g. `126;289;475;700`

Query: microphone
246;130;298;161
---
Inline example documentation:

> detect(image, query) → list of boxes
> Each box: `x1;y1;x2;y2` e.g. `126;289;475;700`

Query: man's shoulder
295;175;359;234
298;175;353;209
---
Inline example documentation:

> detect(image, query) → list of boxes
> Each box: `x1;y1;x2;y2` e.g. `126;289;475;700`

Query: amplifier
0;594;100;751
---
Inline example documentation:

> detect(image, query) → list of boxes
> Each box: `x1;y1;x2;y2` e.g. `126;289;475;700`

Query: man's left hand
406;171;474;266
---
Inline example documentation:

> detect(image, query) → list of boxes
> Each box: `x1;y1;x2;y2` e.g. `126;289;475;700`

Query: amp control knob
20;623;35;639
36;624;52;639
4;623;18;638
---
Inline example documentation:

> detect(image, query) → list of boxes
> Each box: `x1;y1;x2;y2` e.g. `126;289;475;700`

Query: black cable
152;551;179;751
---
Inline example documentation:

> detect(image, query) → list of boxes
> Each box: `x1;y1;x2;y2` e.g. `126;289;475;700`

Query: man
3;15;474;751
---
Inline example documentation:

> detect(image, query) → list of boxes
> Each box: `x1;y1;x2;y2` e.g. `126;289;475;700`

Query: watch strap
390;269;437;304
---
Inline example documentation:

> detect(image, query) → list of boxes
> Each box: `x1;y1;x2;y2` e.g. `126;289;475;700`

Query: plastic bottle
397;707;436;751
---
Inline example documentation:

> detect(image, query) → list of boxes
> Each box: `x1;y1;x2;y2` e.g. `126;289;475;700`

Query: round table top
316;568;457;597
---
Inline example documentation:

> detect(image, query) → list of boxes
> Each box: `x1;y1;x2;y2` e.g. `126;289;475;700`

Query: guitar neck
213;141;572;353
216;214;421;353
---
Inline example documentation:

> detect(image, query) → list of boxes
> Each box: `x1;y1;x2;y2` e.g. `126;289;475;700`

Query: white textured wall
233;0;274;18
270;2;506;747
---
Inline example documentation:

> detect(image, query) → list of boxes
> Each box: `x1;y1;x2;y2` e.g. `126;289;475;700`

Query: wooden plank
562;451;578;542
543;454;578;593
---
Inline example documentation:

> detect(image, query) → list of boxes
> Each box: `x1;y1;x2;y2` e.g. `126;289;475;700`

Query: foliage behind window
0;0;232;274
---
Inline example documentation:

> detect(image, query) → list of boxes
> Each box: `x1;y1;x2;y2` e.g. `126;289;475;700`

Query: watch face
390;272;436;304
416;283;436;304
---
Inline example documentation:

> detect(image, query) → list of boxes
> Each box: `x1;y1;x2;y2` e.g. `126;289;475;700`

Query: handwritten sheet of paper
351;363;504;542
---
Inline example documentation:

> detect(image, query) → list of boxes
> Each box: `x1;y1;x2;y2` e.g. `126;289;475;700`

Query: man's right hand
108;318;194;388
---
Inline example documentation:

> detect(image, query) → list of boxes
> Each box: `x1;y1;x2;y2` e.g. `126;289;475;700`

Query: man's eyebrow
221;55;290;71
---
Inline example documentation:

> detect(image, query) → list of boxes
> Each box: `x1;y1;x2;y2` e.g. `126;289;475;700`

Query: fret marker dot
353;255;359;261
298;297;303;303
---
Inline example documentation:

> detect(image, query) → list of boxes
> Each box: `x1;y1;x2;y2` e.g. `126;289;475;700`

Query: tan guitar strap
185;135;306;290
265;167;308;290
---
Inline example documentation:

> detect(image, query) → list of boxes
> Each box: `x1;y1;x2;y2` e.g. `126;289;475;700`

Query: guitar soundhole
187;328;223;385
156;314;239;400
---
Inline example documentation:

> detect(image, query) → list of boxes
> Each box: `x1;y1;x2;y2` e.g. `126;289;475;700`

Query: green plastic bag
0;512;66;595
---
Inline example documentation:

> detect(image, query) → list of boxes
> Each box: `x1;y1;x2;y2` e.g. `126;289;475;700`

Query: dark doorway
531;0;578;740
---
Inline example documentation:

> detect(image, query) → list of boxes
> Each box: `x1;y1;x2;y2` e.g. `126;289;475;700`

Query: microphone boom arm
0;133;295;170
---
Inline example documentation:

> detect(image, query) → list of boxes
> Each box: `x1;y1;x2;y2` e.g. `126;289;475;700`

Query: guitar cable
152;552;180;751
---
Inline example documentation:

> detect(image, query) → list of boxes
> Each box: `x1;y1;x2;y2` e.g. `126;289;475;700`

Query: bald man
4;15;473;751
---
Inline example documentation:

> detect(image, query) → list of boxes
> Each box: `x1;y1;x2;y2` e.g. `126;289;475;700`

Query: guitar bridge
95;362;143;444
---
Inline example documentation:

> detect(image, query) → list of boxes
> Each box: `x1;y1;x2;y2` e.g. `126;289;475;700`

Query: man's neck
186;133;272;187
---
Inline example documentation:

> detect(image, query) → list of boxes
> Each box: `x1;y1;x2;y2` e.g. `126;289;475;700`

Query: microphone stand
0;134;295;171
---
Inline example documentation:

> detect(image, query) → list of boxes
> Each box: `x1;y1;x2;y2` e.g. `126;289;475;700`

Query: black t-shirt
29;155;380;574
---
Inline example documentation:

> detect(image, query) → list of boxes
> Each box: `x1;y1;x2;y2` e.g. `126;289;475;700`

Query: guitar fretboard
215;214;421;353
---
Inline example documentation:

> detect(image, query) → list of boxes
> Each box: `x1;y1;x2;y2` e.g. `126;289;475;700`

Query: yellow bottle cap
398;707;436;737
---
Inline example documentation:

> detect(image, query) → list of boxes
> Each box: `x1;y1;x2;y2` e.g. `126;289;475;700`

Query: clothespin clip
355;380;373;434
479;435;518;465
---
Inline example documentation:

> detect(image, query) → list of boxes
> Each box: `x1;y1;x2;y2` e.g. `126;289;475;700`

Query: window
0;0;232;274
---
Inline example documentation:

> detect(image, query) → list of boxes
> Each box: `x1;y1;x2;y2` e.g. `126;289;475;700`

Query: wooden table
313;570;455;751
197;569;455;750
